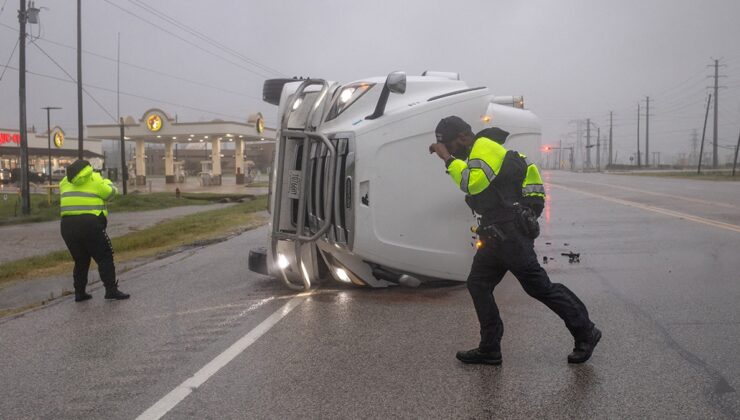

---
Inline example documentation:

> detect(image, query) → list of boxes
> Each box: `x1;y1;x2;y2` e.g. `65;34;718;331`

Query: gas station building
86;109;275;186
0;127;103;175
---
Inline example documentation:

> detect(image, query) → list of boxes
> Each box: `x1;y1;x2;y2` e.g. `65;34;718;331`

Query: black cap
435;116;471;144
66;159;90;181
477;127;510;144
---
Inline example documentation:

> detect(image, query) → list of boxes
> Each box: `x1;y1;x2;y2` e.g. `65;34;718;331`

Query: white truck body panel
259;74;541;288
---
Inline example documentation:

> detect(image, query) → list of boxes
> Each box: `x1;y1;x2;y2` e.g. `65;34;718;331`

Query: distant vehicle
0;168;10;185
248;71;541;290
10;168;47;184
51;169;66;182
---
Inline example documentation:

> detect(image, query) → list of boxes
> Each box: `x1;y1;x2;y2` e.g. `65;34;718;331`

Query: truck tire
263;78;299;106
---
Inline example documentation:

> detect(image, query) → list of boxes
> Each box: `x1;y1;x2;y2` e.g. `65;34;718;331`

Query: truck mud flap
248;247;268;275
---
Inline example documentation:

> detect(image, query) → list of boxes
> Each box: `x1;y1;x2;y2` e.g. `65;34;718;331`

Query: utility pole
42;107;62;186
596;127;601;171
712;59;719;168
119;118;127;195
608;111;613;167
77;0;84;159
586;118;591;168
690;129;699;166
645;96;650;167
559;138;563;169
637;103;641;168
117;33;120;122
733;127;739;176
568;120;583;170
18;0;30;215
698;94;712;174
576;120;582;170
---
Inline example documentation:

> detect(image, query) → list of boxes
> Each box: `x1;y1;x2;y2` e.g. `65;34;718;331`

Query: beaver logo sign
146;114;163;132
53;130;65;148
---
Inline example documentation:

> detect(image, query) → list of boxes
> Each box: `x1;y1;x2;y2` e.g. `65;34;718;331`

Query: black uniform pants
467;221;594;353
60;214;117;293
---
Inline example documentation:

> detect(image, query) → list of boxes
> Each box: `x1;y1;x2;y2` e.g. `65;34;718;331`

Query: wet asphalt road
0;171;738;419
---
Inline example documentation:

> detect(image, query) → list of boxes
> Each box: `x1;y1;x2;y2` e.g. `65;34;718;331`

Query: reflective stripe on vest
523;184;545;195
460;169;471;193
60;205;107;212
61;191;100;198
60;190;107;216
105;186;118;201
468;159;496;182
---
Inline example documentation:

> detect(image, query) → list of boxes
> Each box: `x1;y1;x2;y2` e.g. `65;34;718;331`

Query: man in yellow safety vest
429;116;600;365
59;159;129;301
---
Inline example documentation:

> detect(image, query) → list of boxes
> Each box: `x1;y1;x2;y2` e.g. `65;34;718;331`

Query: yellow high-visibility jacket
446;136;546;216
59;165;117;217
522;161;546;212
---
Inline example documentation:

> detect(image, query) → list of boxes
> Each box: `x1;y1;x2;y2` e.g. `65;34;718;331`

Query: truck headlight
326;82;375;121
335;268;352;283
276;254;290;270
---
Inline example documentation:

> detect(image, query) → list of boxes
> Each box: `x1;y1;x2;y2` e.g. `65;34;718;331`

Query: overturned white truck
248;71;541;289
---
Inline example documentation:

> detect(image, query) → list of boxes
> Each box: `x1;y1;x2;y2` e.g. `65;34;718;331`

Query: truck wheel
263;78;300;106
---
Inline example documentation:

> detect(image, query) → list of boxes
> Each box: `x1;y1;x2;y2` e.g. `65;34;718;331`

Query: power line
37;36;261;100
29;40;117;122
101;0;275;80
126;0;286;77
0;63;244;121
0;37;18;82
0;22;261;100
651;67;708;101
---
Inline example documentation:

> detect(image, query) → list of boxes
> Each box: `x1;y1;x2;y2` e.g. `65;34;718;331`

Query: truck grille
289;136;354;248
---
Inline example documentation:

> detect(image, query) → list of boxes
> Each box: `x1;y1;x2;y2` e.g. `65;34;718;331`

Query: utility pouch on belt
513;203;540;239
477;224;507;242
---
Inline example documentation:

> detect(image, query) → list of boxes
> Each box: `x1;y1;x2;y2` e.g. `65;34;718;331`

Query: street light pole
42;106;62;187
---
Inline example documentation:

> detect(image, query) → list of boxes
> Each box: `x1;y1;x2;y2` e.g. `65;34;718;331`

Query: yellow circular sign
53;131;64;148
256;117;265;134
146;114;163;132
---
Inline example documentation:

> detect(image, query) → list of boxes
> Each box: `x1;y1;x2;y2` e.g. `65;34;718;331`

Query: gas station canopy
86;108;275;185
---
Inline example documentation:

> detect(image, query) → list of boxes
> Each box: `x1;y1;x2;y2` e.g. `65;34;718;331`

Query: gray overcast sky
1;0;740;164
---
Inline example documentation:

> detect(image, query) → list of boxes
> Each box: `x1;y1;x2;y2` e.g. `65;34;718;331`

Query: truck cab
249;71;541;289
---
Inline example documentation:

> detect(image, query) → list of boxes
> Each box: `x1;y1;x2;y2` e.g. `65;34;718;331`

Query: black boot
568;327;602;364
104;289;130;300
456;348;502;365
75;292;92;302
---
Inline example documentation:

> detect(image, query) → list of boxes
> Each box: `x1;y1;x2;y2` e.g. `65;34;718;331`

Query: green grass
0;192;253;225
0;196;268;285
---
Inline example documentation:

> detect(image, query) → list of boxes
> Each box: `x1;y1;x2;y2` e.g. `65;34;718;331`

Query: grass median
0;191;254;225
0;195;268;286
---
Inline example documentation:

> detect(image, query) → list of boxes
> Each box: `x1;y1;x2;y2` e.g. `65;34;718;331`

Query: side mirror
263;78;304;106
386;71;406;94
366;71;406;120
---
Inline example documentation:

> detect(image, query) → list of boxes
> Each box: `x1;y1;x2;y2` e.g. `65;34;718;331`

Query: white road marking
136;293;310;420
573;179;740;210
550;183;740;234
